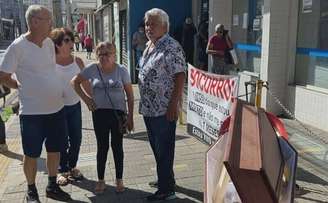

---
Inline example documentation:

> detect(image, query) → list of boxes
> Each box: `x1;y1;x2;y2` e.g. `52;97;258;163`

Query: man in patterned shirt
138;8;187;202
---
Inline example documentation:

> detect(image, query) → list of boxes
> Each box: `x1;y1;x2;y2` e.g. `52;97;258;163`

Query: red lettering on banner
204;76;211;93
210;79;218;97
190;69;196;86
189;67;237;101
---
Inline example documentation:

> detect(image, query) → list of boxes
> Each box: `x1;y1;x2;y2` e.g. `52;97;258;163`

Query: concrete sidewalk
0;51;326;202
0;88;207;203
0;52;207;202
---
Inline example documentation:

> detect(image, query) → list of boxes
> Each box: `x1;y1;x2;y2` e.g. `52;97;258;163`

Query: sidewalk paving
0;52;207;203
0;51;326;202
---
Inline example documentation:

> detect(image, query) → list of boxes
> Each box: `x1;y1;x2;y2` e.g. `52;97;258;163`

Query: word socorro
190;68;236;102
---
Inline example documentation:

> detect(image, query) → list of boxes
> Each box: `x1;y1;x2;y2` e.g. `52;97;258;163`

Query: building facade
0;0;21;40
23;0;52;10
209;0;328;131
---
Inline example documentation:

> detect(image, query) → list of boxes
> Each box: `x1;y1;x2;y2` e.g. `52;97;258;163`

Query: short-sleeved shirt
0;35;64;115
209;35;228;57
138;34;187;117
80;63;131;112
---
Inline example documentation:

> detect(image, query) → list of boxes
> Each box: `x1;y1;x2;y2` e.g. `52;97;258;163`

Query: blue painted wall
129;0;192;40
127;0;192;82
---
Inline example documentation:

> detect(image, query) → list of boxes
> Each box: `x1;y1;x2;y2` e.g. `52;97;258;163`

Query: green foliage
0;107;13;122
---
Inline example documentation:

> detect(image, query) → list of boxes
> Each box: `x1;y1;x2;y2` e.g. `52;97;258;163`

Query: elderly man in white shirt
138;8;186;202
0;5;70;203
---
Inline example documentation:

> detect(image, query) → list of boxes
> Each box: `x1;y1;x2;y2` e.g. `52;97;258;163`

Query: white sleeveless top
56;58;81;106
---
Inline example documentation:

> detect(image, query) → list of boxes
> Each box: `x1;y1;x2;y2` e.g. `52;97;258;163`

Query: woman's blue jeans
143;115;176;193
59;102;82;173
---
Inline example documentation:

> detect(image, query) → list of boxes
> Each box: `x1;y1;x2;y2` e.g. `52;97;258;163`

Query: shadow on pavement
296;195;328;203
124;131;190;142
296;167;328;186
1;150;23;161
175;185;203;202
71;178;201;202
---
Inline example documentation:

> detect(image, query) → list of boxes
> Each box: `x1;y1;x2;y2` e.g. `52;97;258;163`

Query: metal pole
18;0;26;34
255;80;264;108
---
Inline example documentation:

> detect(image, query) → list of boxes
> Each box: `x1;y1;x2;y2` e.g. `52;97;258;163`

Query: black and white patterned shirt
138;34;187;117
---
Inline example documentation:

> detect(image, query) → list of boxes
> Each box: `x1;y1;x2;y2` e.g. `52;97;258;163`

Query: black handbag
96;65;128;134
224;48;234;64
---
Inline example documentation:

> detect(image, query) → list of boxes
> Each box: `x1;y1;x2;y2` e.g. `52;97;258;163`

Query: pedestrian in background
50;27;91;186
181;17;197;64
0;5;70;203
74;33;80;51
138;8;186;201
84;34;93;59
71;41;134;194
197;20;209;71
207;24;233;75
132;23;148;67
80;33;85;50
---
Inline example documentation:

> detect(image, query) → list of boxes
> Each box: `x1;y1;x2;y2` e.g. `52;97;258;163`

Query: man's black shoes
26;189;41;203
147;190;176;201
46;184;71;201
148;180;158;188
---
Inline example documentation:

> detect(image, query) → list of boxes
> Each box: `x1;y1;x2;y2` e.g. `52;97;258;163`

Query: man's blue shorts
19;108;68;158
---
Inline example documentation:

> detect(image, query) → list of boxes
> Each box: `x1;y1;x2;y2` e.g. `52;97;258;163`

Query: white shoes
0;143;8;152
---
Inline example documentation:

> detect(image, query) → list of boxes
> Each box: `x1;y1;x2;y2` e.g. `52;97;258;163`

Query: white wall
260;0;299;114
208;0;232;36
287;86;328;131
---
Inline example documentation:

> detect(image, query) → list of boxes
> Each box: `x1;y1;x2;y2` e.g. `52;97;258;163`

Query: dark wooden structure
223;100;284;203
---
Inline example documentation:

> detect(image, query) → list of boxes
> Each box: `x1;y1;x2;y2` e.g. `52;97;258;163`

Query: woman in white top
50;28;91;185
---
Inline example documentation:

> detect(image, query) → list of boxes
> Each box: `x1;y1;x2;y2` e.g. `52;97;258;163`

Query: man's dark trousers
144;115;176;193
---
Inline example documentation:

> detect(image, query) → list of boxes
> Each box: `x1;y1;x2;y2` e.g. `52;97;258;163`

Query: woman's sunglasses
97;52;116;57
63;38;73;43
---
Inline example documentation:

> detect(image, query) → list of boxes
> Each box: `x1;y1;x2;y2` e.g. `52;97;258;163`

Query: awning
1;18;14;24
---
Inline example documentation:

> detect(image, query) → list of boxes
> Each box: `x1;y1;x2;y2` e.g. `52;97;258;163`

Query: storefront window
295;0;328;90
231;0;263;73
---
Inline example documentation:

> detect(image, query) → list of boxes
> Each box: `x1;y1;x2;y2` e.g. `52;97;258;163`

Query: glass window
231;0;263;73
295;0;328;90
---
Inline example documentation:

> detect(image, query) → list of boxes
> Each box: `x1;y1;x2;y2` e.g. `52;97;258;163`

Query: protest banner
187;65;239;145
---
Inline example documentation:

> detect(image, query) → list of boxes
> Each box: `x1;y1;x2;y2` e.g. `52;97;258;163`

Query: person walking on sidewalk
0;5;71;203
71;41;134;194
84;34;93;59
74;33;80;51
50;28;91;186
138;8;186;201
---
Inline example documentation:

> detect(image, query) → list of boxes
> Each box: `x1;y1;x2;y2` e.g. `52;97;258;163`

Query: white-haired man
0;5;70;203
138;8;186;201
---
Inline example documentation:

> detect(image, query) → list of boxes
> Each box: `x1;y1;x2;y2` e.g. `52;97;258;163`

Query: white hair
215;24;224;32
25;5;49;28
145;8;170;32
